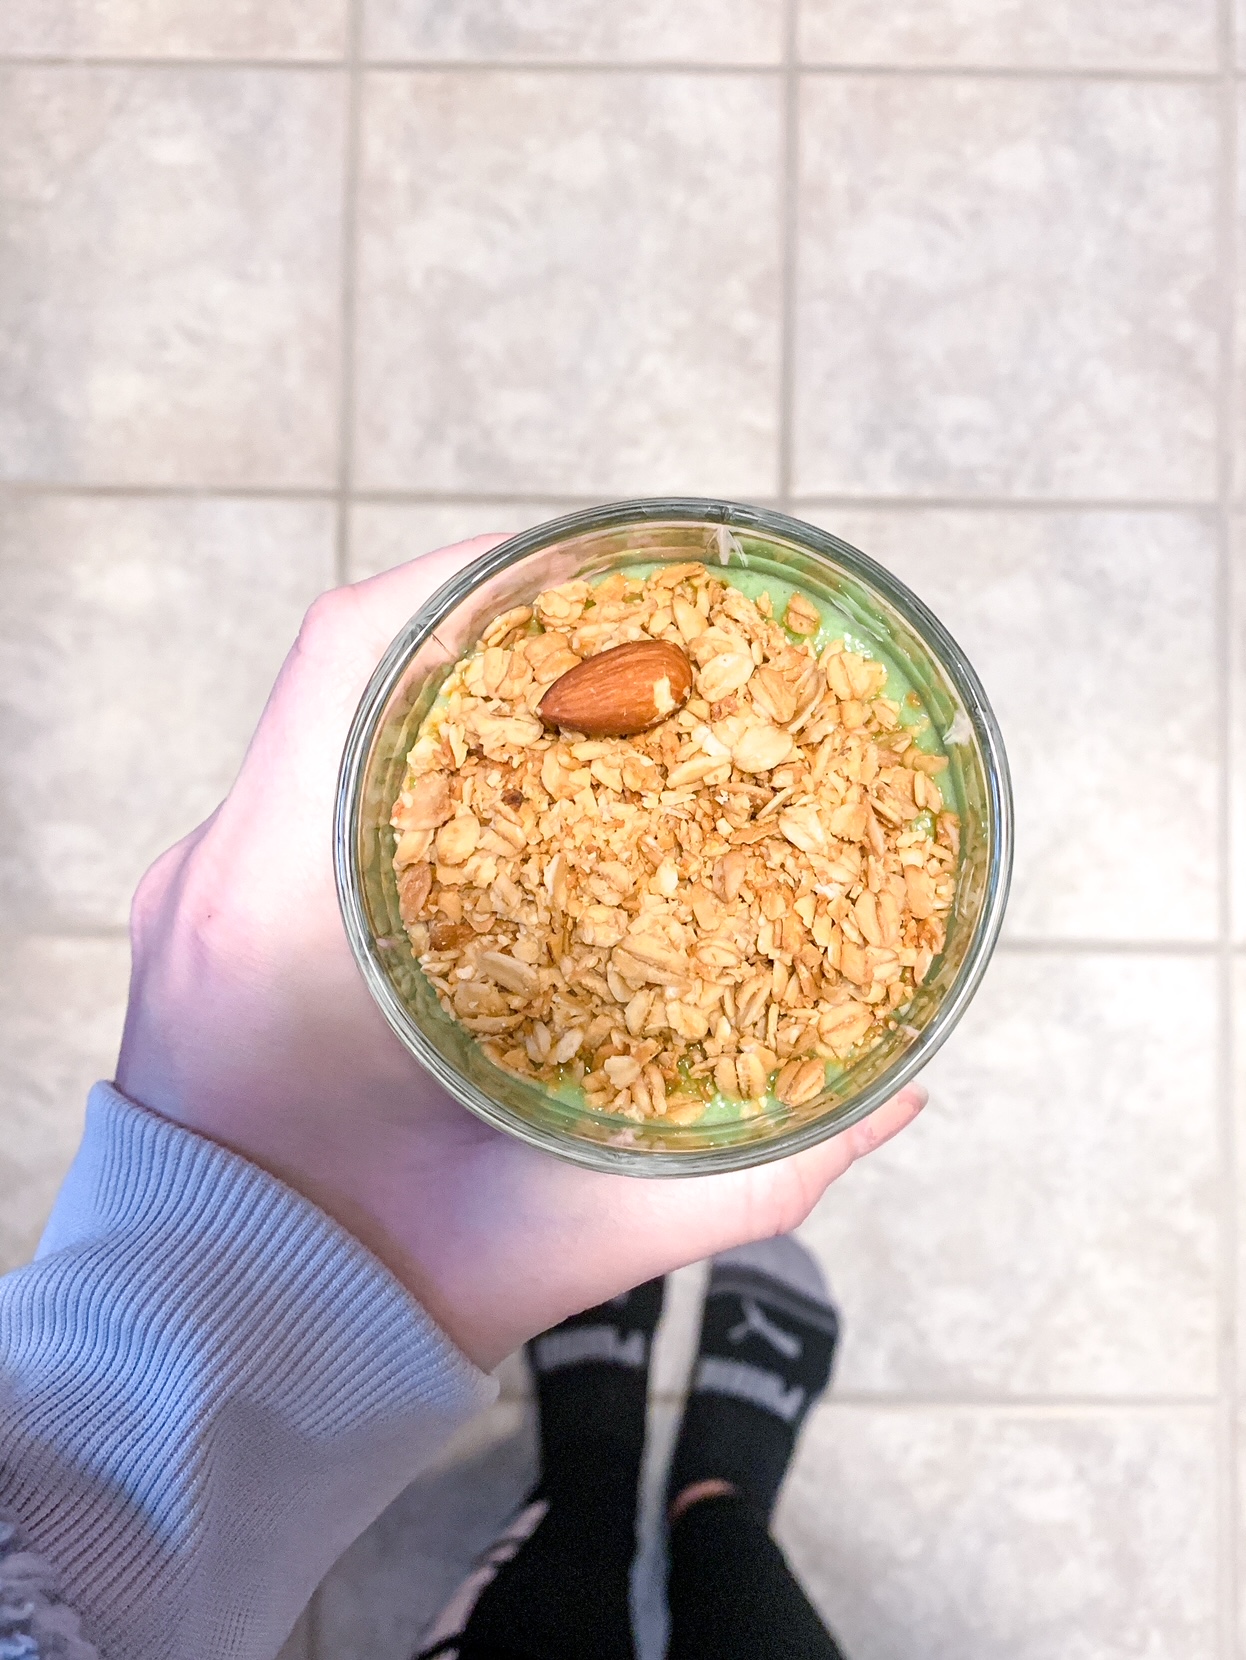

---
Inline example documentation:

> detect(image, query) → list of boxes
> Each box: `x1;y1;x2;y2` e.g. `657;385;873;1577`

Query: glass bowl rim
334;496;1013;1177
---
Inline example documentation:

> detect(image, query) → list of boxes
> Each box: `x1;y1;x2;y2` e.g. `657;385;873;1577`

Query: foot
667;1237;838;1524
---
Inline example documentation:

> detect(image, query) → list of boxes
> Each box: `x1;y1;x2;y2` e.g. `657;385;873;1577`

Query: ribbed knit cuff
0;1083;496;1660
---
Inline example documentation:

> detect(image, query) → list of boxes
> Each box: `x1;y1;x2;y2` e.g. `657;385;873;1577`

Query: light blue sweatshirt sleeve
0;1083;497;1660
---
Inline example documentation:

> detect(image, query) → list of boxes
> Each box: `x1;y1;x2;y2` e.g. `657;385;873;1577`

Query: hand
117;540;926;1371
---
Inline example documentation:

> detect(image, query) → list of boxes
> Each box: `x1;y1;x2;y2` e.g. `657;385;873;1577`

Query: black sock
530;1275;665;1503
426;1279;665;1660
668;1238;838;1522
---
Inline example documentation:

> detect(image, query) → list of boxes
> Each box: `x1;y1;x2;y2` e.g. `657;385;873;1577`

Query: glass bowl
335;499;1012;1176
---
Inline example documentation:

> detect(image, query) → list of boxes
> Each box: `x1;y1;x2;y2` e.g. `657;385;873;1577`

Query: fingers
348;534;514;641
777;1081;927;1209
759;1080;927;1225
643;1081;929;1263
238;533;517;791
842;1080;927;1160
413;1083;929;1364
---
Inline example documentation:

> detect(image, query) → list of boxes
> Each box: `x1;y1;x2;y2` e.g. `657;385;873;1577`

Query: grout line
365;60;774;76
774;0;798;512
333;0;364;588
0;481;339;501
347;489;646;509
0;481;1226;513
0;55;1228;84
790;494;1222;514
1214;1;1238;1653
796;61;1221;85
0;55;349;71
1;925;133;943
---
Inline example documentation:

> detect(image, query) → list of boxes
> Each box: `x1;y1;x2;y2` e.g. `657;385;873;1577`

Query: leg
414;1279;665;1660
667;1494;846;1660
665;1238;847;1660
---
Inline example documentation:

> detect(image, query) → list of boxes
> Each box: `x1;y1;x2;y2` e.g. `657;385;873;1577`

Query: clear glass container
334;499;1012;1176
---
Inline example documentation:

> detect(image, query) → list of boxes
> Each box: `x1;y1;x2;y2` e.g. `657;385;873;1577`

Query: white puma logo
533;1326;646;1372
726;1297;802;1361
695;1357;806;1423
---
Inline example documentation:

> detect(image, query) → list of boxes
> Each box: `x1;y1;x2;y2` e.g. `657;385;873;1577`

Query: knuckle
295;586;352;655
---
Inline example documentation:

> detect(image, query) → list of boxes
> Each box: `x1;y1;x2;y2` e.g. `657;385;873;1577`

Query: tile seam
798;63;1220;85
332;0;363;590
0;482;340;500
1215;3;1238;1657
0;482;1227;512
775;0;798;510
0;56;347;70
790;495;1221;513
0;58;1227;84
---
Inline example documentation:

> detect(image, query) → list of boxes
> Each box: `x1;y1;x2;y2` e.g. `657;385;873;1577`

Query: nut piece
697;650;755;702
712;850;747;903
397;861;432;921
392;772;453;832
732;725;794;774
538;639;693;738
436;813;480;866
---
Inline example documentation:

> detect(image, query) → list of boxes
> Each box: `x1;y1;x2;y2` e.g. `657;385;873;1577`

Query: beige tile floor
0;2;1238;1655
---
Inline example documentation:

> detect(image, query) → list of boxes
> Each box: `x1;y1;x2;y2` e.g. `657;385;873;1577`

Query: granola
390;563;959;1124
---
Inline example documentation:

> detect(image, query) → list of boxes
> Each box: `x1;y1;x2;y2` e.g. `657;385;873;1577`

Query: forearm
0;1085;495;1660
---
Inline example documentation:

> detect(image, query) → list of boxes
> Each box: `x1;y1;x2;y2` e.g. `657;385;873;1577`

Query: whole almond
538;639;692;737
